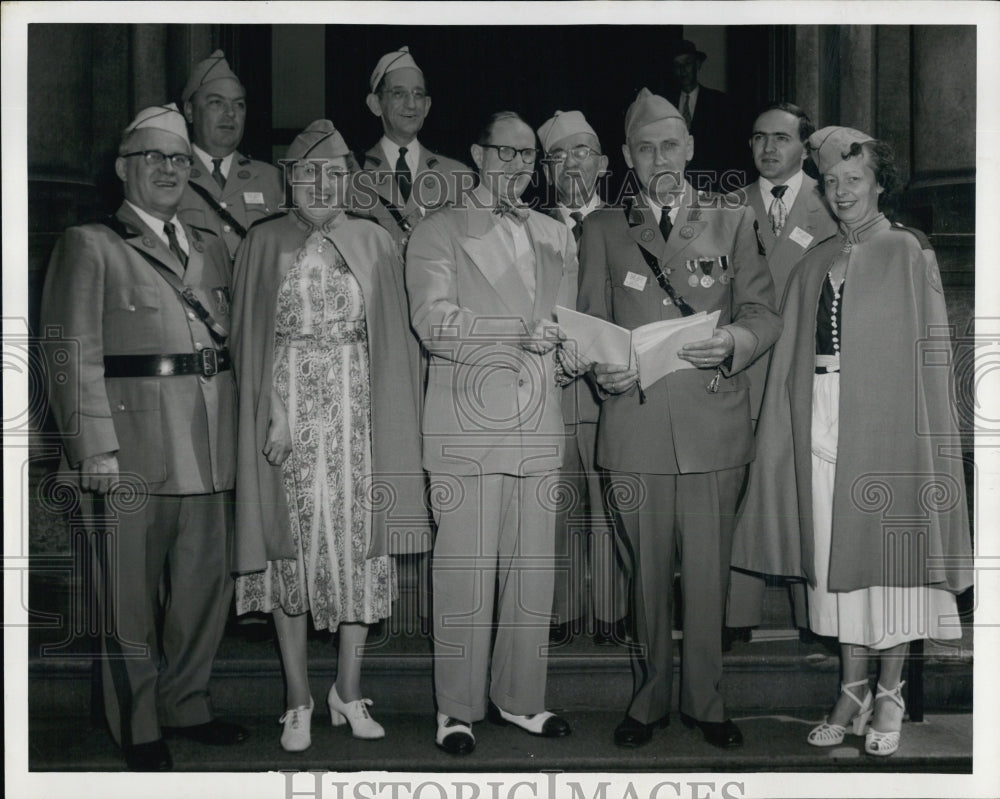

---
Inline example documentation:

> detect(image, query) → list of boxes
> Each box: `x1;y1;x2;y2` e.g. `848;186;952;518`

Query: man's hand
263;413;293;467
678;327;735;369
592;362;639;394
521;319;562;355
555;340;590;377
80;452;120;495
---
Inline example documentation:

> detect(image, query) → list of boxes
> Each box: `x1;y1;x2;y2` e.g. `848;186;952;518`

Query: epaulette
365;153;384;168
248;211;288;230
891;221;932;250
345;209;379;223
237;157;251;166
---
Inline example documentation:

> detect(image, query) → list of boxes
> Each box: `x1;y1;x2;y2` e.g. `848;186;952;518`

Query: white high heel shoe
327;683;385;739
865;681;905;756
807;678;873;747
279;697;314;752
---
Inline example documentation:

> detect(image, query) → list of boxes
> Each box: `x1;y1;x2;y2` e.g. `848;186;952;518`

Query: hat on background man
369;46;422;93
666;39;707;63
182;50;241;103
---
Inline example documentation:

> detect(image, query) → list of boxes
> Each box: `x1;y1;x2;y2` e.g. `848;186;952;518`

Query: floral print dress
236;230;396;630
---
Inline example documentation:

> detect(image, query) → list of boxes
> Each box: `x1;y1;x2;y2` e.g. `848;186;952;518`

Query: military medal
718;255;730;285
699;258;715;288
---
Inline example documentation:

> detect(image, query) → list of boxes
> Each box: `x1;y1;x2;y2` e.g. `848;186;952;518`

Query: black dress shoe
721;626;752;652
124;739;172;771
613;713;670;747
162;718;247;745
680;713;743;748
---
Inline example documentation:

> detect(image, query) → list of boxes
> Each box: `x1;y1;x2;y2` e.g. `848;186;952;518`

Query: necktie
768;184;789;236
211;158;226;190
658;207;673;242
163;221;188;269
396;146;412;204
681;93;692;129
569;210;584;243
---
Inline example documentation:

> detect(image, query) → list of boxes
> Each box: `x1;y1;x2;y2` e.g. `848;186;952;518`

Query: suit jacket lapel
661;186;707;266
748;182;777;253
116;203;186;279
458;207;533;320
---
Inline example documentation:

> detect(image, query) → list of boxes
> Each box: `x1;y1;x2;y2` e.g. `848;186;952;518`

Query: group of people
40;41;972;772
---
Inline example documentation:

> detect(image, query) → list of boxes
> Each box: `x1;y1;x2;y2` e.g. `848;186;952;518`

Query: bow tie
494;201;529;222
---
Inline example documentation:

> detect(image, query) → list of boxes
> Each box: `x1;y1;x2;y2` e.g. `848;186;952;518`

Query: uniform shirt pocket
104;285;162;351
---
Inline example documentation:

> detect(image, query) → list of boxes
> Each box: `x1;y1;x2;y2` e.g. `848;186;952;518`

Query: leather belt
104;348;231;378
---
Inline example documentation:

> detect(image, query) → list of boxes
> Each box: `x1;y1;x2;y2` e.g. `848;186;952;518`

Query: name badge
243;191;266;206
789;226;814;249
624;271;648;291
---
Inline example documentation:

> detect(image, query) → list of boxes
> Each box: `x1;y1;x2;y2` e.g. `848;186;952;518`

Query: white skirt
807;372;962;648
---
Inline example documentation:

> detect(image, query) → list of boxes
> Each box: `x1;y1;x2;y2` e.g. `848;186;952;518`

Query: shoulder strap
622;201;696;317
100;217;229;343
374;193;413;234
188;181;248;239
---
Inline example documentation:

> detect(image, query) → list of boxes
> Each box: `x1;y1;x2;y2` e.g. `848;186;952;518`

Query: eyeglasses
481;144;539;164
382;87;428;103
546;145;602;164
120;150;194;170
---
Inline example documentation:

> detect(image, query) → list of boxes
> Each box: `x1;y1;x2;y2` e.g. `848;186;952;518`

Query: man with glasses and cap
537;110;628;648
406;111;585;755
577;89;781;750
40;104;244;770
178;49;283;263
360;45;469;256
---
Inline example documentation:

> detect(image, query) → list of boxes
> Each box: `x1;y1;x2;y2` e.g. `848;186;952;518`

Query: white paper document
555;306;722;390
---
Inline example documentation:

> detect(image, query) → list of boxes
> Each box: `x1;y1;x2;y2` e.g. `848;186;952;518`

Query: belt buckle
201;348;218;376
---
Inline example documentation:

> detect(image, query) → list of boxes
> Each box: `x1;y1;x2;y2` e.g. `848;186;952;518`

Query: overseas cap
369;46;422;93
537;110;599;154
286;119;350;160
182;50;241;103
808;126;875;173
124;103;189;143
625;88;685;140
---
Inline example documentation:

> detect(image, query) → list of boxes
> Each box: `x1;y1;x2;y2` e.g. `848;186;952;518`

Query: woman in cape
230;120;429;751
732;127;972;757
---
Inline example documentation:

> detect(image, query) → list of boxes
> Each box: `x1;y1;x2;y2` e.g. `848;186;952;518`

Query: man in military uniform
723;102;838;649
578;89;781;750
41;105;244;771
537;109;628;647
359;45;469;256
178;50;283;262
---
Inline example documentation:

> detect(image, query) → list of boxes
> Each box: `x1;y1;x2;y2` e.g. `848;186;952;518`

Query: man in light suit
537;110;628;647
406;111;583;755
579;89;781;749
723;102;839;648
360;46;470;256
40;105;244;770
178;50;284;262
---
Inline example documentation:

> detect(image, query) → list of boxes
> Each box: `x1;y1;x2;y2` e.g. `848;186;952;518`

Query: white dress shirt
757;169;804;218
126;200;189;256
192;144;234;180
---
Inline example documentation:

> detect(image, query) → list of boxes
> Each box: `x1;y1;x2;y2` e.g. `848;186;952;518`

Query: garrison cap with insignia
124;103;189;144
369;46;422;93
182;50;241;103
537;110;599;154
625;88;685;141
808;126;874;174
287;119;351;160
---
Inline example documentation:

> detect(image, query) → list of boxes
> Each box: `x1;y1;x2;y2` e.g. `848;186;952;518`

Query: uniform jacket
358;143;470;254
40;201;236;494
732;216;973;592
406;200;578;477
230;212;431;573
733;174;838;416
179;151;284;260
577;185;781;475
